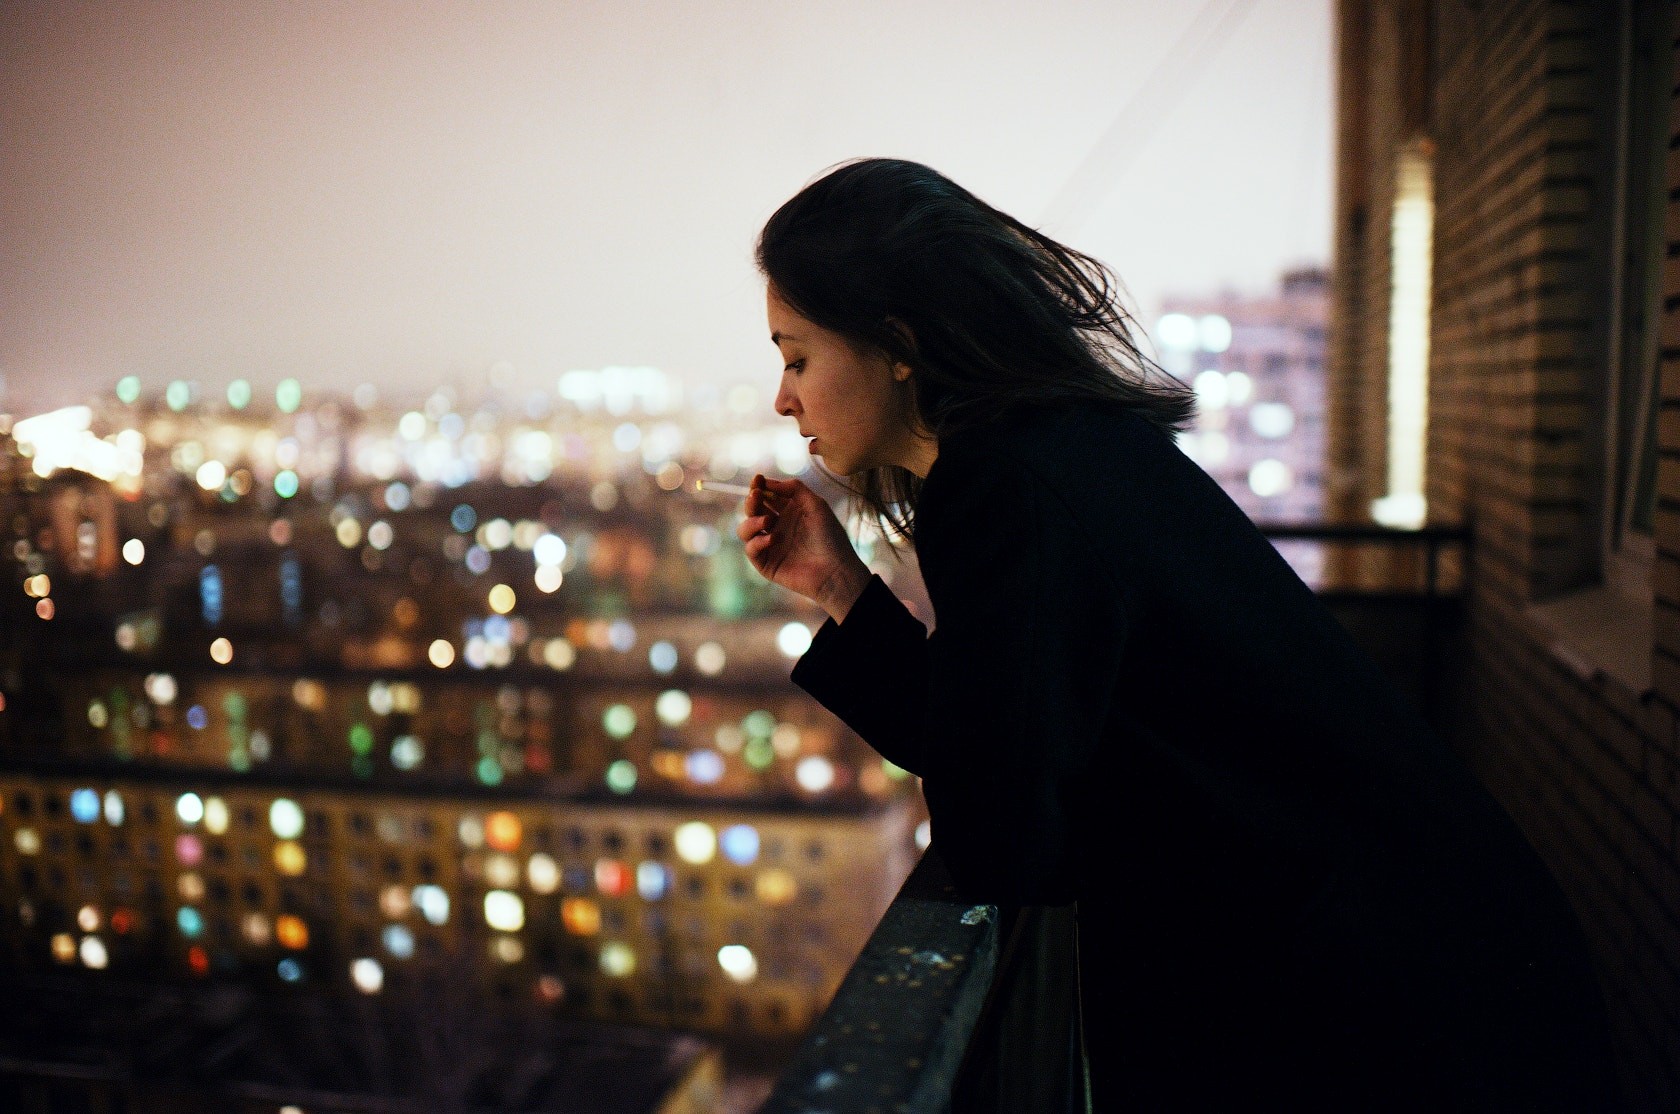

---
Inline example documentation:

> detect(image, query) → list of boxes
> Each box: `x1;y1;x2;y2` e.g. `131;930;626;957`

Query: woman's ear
885;316;917;382
885;315;917;352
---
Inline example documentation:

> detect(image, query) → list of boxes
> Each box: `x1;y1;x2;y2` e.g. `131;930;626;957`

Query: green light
348;723;374;755
602;704;637;739
116;376;141;404
351;753;374;778
744;736;775;770
882;758;910;780
227;379;252;409
276;378;302;413
274;470;299;498
222;692;247;720
166;380;191;411
605;759;637;794
476;755;504;785
742;710;776;738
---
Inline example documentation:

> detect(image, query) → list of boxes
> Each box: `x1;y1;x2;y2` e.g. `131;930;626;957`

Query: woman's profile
735;157;1623;1110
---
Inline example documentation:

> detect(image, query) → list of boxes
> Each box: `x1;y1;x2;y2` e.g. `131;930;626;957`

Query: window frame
1599;0;1672;603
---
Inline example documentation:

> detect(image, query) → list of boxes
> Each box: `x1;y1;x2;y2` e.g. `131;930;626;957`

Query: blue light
177;907;204;938
412;885;449;926
199;565;223;626
636;861;670;901
451;504;477;532
720;824;760;866
382;923;415;959
649;641;678;674
685;749;725;785
186;705;208;730
70;788;100;823
277;957;303;982
279;553;303;625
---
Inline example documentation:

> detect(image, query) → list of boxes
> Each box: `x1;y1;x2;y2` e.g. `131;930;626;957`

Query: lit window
674;822;716;865
562;897;602;936
350;957;384;994
720;825;760;866
717;944;758;984
269;799;305;840
599;941;635;978
484;890;524;933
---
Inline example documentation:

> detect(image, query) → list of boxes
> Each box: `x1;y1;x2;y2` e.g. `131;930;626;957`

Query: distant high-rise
1156;266;1330;526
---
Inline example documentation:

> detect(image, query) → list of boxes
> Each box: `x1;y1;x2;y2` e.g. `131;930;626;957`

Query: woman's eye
784;361;804;374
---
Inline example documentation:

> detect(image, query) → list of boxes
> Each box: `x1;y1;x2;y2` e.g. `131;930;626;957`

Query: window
1600;0;1672;599
1371;136;1435;530
1527;0;1673;694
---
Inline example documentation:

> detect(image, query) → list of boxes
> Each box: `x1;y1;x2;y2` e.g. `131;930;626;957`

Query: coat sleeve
789;571;936;778
793;449;1133;904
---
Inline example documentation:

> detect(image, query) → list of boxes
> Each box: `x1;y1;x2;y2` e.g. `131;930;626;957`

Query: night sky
0;0;1332;413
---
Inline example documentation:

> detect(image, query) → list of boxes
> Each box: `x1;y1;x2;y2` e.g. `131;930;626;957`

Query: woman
736;158;1623;1111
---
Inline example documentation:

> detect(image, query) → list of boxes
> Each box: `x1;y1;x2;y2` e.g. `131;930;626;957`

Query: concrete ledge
760;847;1002;1114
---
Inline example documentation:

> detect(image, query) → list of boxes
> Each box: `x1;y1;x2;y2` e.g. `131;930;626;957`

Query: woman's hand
737;473;872;623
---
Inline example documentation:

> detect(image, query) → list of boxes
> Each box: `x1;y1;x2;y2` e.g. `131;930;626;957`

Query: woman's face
767;286;928;476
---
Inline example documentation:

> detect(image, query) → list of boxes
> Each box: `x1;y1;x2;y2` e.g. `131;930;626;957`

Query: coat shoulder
930;401;1187;511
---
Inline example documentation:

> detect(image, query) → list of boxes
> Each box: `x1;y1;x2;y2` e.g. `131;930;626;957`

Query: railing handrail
1254;521;1469;541
760;847;1004;1114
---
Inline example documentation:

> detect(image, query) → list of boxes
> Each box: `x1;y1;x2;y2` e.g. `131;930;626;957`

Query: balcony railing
762;522;1470;1113
760;846;1085;1113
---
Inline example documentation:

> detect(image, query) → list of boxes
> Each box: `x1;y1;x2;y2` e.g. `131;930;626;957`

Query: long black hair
755;156;1197;548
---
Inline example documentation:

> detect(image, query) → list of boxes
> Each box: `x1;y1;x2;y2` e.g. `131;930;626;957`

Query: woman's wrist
818;562;873;624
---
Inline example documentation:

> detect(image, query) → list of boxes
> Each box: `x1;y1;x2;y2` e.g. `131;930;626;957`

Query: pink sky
0;0;1332;413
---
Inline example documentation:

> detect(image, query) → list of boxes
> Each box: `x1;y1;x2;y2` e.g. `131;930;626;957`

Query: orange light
274;841;306;876
187;945;209;975
561;897;601;936
110;908;134;934
484;811;522;853
756;868;798;906
276;914;309;950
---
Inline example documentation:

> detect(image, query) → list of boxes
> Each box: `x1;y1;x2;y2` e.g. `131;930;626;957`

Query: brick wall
1331;1;1680;1110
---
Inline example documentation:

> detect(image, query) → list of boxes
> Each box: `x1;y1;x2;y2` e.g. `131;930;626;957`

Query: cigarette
691;479;754;496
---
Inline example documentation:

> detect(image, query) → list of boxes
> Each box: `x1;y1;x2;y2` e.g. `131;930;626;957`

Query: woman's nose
774;379;799;418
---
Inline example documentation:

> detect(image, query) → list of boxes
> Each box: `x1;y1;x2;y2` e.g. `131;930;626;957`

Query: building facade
1332;2;1679;1109
1159;266;1331;527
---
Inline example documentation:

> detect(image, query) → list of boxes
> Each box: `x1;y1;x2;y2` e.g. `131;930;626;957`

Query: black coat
790;401;1624;1111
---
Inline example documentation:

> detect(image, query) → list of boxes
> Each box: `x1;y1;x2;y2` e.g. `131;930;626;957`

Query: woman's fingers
735;514;770;541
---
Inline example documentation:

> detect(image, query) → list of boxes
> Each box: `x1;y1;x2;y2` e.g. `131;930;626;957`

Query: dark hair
755;156;1198;549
